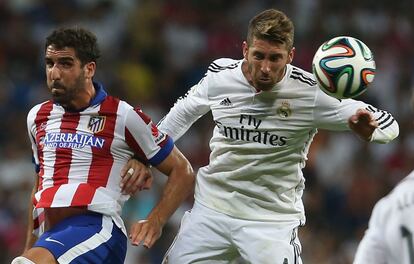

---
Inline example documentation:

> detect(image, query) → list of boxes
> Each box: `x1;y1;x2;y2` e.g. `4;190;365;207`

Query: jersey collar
53;81;108;112
90;81;107;106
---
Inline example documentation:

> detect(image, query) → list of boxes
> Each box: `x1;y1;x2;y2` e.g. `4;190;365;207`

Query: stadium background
0;0;413;263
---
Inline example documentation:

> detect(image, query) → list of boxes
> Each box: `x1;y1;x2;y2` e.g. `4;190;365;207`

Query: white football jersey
353;171;414;264
158;58;399;222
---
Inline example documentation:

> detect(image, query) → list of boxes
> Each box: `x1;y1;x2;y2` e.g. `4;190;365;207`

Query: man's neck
64;82;96;111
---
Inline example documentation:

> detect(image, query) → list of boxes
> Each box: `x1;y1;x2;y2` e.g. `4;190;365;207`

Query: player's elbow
158;147;195;190
174;159;195;189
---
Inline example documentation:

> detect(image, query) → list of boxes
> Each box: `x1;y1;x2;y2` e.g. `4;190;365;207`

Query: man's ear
287;47;295;64
84;62;96;79
242;41;249;60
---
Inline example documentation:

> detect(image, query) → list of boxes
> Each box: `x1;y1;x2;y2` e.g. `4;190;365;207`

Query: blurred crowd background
0;0;413;263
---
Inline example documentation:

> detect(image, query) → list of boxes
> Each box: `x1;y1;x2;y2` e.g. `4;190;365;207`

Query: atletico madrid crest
88;116;106;133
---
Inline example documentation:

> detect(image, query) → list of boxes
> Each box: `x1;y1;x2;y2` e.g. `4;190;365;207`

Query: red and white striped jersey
27;83;173;235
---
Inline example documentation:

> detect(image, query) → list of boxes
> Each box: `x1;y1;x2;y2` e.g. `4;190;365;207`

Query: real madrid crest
277;101;292;118
88;116;106;133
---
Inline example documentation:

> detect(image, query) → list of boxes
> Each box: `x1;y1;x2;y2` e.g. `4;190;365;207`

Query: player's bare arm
129;146;194;248
120;159;153;195
23;173;39;252
348;108;379;141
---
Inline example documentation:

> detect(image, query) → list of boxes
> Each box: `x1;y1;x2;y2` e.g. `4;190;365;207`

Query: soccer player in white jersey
12;27;194;264
152;9;400;264
353;93;414;264
353;170;414;264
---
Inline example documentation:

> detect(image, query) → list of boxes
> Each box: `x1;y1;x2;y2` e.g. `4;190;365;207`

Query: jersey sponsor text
215;114;287;146
41;132;105;149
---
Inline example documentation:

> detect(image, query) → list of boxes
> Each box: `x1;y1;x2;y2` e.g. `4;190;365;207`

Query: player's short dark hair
247;9;294;51
45;27;101;65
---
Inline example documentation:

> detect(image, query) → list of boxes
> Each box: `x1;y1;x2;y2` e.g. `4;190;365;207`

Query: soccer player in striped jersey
156;9;399;264
13;27;194;264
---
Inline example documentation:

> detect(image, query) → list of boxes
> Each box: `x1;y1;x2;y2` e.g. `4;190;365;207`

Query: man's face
243;38;294;91
45;45;87;108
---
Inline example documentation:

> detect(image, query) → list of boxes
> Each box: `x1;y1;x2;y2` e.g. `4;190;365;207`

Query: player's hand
348;108;378;141
120;159;153;195
129;216;163;248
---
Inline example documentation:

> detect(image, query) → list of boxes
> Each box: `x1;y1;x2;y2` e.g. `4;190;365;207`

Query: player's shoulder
26;100;54;127
199;58;242;90
286;64;317;87
207;58;242;74
30;100;52;109
106;95;126;106
118;99;153;124
375;171;414;213
390;170;414;198
27;100;53;116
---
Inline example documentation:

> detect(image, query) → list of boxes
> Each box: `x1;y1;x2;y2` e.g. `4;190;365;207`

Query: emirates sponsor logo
214;114;288;146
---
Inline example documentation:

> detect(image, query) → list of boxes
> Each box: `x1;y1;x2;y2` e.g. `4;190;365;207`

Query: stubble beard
50;74;85;110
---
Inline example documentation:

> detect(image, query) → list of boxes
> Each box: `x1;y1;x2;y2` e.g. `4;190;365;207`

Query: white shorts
163;201;302;264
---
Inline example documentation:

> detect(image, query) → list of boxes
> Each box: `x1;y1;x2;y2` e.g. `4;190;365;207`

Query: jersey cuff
370;128;395;144
148;137;174;166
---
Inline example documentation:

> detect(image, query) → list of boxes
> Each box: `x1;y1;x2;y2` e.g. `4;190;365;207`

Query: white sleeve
367;104;399;143
314;89;399;143
27;106;40;172
353;198;389;264
158;77;211;140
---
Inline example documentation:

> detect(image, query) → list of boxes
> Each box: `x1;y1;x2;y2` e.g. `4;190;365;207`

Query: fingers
358;111;378;127
120;159;134;177
135;169;152;190
124;169;153;194
130;220;146;246
122;169;146;195
350;109;377;127
129;220;159;248
120;159;153;195
348;109;378;141
349;114;358;124
120;167;139;194
142;176;153;190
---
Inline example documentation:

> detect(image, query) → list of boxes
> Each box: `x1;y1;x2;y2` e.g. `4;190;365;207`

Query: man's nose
49;65;61;80
261;61;271;73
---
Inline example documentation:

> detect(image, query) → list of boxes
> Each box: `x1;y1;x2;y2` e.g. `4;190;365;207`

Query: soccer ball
312;36;376;99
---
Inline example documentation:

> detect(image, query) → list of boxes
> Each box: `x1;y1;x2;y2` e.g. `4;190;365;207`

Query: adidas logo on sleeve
219;97;232;106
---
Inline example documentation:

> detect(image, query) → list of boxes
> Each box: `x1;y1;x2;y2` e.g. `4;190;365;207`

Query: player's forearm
148;164;194;226
24;232;37;252
24;215;35;252
24;185;37;252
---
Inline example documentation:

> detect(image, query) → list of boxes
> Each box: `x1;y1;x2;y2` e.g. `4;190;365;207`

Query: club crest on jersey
88;116;106;133
277;101;292;118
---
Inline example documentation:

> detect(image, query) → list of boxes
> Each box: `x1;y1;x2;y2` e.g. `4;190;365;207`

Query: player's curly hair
45;27;101;66
247;9;294;51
